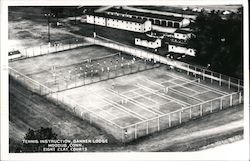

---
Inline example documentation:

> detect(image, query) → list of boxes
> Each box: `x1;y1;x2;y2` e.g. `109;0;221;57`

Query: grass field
9;45;239;142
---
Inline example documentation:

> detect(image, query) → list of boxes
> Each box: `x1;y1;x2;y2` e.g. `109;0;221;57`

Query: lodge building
86;12;152;33
105;8;190;28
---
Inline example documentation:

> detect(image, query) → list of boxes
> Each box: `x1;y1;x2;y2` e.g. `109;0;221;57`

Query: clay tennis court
9;45;241;142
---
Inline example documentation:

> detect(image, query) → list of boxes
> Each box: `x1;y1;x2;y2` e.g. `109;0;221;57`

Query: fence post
179;111;182;124
228;77;231;89
237;79;240;91
203;69;205;80
230;94;233;106
25;48;27;57
157;117;160;131
194;66;196;78
39;85;42;95
220;97;223;110
134;125;137;139
239;92;242;104
40;45;42;55
210;101;213;113
219;74;222;86
200;104;203;116
146;121;149;134
189;108;192;119
121;129;124;143
168;114;171;127
187;64;189;75
56;93;59;105
211;72;213;83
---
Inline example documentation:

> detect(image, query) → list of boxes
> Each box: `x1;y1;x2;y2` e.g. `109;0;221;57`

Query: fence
9;36;244;143
120;91;243;142
89;36;243;92
35;52;160;92
9;67;124;142
84;36;244;142
9;37;93;61
9;65;244;143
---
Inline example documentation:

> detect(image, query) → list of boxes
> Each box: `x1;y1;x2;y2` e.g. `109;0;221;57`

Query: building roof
174;29;191;34
86;11;148;24
168;41;188;48
135;34;160;42
107;8;185;22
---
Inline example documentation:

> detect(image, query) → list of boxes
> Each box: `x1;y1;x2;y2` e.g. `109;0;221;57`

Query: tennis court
58;66;238;141
9;45;242;142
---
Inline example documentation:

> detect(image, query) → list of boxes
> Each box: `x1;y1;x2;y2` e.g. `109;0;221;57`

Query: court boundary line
165;72;229;95
136;83;190;106
93;92;146;120
132;90;159;105
106;89;163;115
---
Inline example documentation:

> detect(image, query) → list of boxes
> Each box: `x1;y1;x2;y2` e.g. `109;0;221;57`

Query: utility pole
44;13;55;46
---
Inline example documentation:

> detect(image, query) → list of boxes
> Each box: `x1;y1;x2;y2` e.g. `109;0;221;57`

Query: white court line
168;88;204;103
106;89;162;115
100;104;128;119
132;90;159;105
166;72;229;95
150;99;184;110
93;92;146;120
160;78;178;84
145;78;165;88
89;104;120;120
129;94;165;115
168;79;201;94
120;86;140;95
109;113;135;122
136;83;190;106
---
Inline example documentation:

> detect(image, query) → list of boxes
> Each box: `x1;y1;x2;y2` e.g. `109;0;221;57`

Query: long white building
86;12;152;33
106;8;190;28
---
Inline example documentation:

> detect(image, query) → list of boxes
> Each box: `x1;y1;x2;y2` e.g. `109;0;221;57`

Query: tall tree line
187;8;243;78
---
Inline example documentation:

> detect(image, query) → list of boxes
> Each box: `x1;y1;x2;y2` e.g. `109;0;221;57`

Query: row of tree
187;8;243;78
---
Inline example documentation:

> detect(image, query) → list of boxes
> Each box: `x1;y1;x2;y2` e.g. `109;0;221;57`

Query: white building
135;35;161;49
168;42;195;56
106;8;191;28
174;29;192;41
86;12;152;33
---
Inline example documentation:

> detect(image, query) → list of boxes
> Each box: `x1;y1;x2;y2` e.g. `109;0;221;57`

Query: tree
187;7;243;78
22;127;57;152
